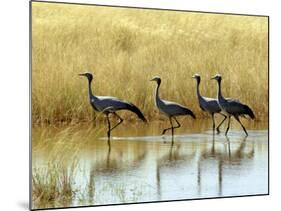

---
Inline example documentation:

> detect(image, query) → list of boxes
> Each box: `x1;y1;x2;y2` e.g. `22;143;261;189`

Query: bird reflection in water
156;135;197;200
197;135;254;196
87;143;147;202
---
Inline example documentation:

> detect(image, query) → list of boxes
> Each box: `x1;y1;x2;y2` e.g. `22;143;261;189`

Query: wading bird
79;72;147;147
211;74;255;136
150;76;195;142
192;74;227;133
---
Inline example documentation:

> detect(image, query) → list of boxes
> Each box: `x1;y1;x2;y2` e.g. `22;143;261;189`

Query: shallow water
32;119;268;209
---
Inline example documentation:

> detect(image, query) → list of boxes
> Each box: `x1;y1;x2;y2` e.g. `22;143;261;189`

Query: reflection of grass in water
77;182;143;205
76;179;144;206
32;2;268;125
111;183;143;203
96;182;144;204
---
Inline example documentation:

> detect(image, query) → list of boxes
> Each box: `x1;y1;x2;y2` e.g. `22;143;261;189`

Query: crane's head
192;74;201;83
211;74;222;82
150;76;161;85
79;72;93;82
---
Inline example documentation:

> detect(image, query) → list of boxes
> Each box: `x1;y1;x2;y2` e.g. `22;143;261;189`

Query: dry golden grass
32;163;77;209
32;2;268;125
31;125;84;209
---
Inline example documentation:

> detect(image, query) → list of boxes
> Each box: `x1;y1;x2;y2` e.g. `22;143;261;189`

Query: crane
150;76;195;142
192;74;227;133
79;72;147;147
211;74;255;136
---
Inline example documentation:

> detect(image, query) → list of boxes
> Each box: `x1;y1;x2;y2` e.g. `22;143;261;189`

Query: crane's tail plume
185;108;196;119
126;103;147;122
243;104;255;119
189;111;196;119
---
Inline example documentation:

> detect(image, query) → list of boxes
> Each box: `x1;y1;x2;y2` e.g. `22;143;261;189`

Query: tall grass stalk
32;160;79;209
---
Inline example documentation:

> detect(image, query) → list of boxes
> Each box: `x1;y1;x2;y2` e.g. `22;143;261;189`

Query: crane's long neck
87;78;94;98
196;79;202;100
155;82;161;103
217;80;223;101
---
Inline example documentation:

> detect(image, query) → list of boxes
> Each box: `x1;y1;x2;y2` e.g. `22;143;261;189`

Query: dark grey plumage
125;103;147;122
211;74;255;136
192;74;227;133
150;76;195;141
79;72;147;146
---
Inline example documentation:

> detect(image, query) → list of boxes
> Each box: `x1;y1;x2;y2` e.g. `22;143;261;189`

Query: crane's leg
162;117;174;135
234;116;248;136
216;113;227;134
170;117;181;145
106;114;111;149
169;141;175;157
171;135;174;147
225;116;231;136
211;113;215;132
106;144;111;167
110;112;124;132
211;132;215;154
162;117;181;137
172;117;181;130
105;112;123;149
171;117;174;138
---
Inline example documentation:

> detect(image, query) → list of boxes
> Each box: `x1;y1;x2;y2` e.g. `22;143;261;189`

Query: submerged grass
32;162;78;209
31;124;149;209
32;2;268;125
31;124;97;209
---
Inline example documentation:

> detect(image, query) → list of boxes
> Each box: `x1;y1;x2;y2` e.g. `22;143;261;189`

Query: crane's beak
78;73;86;77
150;76;160;82
192;75;196;78
211;76;216;80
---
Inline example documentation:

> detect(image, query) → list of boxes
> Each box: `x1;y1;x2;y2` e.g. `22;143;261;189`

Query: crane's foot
107;131;111;143
216;128;221;134
242;127;249;137
107;139;111;149
225;127;230;136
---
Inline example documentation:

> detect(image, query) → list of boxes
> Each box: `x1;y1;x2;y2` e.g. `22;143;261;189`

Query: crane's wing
161;100;196;119
95;96;127;110
201;97;221;113
225;99;255;119
95;96;147;122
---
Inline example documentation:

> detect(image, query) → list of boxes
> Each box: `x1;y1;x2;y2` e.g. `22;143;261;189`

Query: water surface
32;119;268;209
